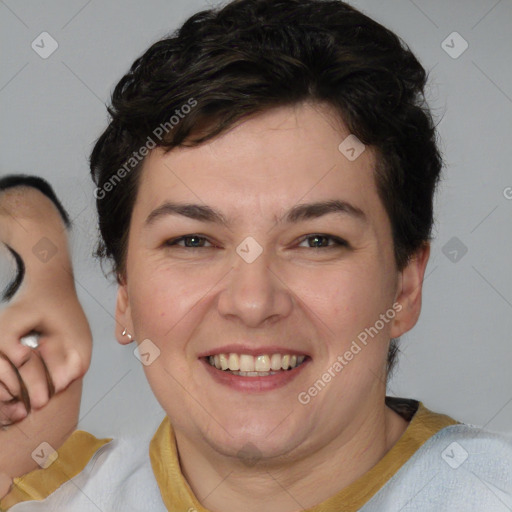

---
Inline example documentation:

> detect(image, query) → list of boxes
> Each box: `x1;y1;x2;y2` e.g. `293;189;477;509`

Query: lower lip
200;357;310;392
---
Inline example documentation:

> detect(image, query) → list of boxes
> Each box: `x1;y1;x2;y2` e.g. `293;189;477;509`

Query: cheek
128;265;213;341
290;262;395;345
130;281;165;333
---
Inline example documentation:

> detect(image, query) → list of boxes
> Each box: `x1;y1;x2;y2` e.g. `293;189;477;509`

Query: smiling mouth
205;353;307;377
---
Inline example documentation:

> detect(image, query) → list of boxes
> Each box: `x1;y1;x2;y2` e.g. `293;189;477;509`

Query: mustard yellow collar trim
0;430;112;510
150;402;458;512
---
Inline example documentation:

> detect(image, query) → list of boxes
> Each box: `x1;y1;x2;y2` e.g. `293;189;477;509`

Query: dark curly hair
89;0;443;376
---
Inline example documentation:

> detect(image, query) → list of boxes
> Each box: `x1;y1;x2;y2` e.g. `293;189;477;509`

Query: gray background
1;0;511;438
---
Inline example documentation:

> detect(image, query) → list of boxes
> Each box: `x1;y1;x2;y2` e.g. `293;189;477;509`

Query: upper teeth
208;353;306;372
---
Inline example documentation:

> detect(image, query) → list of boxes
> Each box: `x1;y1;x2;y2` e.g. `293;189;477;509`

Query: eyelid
296;234;349;249
165;233;348;250
164;234;216;248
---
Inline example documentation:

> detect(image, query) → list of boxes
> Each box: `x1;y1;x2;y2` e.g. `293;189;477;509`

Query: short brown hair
90;0;443;375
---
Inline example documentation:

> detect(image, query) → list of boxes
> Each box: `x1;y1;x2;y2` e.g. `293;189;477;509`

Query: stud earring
122;328;132;340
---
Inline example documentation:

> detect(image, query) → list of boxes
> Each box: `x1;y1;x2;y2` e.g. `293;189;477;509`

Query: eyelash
164;234;348;250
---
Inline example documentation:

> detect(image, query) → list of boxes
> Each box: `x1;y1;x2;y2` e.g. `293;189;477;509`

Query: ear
115;279;135;345
390;243;431;338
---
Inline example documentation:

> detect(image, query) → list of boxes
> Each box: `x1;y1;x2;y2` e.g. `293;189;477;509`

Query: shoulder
435;422;512;459
3;422;167;511
424;422;512;483
364;423;512;511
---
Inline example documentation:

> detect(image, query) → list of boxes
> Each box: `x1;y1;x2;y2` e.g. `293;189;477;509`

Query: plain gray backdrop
1;0;511;438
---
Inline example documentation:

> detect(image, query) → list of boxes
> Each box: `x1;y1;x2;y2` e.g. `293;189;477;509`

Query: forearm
0;379;83;499
0;184;90;492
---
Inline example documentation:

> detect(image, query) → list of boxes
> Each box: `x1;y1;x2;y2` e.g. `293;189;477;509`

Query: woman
2;0;511;510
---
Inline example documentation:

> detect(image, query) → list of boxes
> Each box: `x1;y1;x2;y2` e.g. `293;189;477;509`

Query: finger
35;337;86;394
0;306;40;367
0;355;28;425
0;350;30;421
0;400;28;426
38;351;55;398
0;358;20;403
16;351;51;411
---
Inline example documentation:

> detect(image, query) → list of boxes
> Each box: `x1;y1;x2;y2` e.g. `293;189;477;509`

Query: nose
217;246;294;328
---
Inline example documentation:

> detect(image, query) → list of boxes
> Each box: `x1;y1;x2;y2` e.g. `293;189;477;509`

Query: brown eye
298;234;348;249
165;235;213;249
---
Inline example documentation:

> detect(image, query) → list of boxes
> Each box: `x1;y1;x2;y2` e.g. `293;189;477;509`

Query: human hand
0;291;92;426
0;176;92;494
0;179;92;427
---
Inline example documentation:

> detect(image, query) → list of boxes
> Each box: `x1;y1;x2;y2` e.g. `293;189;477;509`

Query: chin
199;412;311;463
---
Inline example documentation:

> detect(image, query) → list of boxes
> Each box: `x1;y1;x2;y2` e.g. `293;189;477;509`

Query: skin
116;101;430;512
0;381;82;502
0;186;91;498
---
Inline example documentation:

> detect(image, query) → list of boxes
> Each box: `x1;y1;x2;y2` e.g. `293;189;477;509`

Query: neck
174;402;409;512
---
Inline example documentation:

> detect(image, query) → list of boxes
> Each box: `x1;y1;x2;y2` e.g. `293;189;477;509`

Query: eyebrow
144;199;367;228
1;244;25;302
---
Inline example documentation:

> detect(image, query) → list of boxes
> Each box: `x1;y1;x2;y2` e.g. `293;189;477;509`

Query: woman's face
116;102;427;461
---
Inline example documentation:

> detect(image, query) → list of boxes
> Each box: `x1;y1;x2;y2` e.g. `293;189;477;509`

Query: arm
0;181;92;495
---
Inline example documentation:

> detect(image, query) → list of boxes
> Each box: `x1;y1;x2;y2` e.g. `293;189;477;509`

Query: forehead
134;102;384;223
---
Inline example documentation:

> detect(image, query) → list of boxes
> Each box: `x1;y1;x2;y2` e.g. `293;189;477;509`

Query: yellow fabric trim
150;419;205;512
315;403;458;511
150;402;458;511
0;430;112;511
